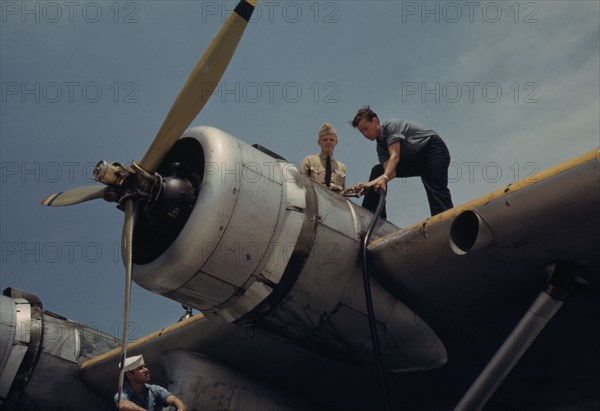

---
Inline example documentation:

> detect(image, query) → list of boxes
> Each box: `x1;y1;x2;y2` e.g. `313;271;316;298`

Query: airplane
1;1;599;410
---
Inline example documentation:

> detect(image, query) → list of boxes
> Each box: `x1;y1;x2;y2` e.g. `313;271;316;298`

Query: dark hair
351;106;378;128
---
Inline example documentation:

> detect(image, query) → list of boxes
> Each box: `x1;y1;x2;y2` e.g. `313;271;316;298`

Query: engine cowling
0;288;118;410
132;126;447;371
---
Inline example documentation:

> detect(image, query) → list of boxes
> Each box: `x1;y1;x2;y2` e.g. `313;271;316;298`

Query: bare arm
367;141;400;192
116;399;147;411
166;394;188;411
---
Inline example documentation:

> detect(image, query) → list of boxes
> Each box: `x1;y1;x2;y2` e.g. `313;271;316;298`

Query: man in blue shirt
351;106;453;218
114;355;187;411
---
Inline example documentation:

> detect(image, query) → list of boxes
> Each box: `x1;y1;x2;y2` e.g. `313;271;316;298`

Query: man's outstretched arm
116;399;147;411
166;394;188;411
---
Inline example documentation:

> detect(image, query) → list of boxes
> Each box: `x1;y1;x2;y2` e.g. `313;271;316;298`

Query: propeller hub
92;160;167;209
142;163;197;230
93;160;128;187
154;176;195;216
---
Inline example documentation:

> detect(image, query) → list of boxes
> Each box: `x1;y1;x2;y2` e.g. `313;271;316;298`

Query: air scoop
449;210;495;255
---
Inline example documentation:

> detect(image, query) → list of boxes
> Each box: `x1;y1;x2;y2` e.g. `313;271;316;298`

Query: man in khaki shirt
299;123;347;192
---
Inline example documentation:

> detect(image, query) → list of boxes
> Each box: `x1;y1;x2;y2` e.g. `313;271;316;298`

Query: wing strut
116;200;136;405
454;262;591;411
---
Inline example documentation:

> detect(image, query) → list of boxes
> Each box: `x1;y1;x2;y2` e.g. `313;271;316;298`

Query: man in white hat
114;355;187;411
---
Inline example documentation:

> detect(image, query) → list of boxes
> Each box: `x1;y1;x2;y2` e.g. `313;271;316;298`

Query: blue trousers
362;136;453;218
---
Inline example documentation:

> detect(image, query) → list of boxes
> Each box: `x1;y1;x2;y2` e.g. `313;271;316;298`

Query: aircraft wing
76;313;391;410
2;288;394;410
366;147;600;408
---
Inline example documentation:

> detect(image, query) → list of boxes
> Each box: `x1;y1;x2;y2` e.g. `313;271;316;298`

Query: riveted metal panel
0;297;31;399
260;209;305;284
202;158;282;287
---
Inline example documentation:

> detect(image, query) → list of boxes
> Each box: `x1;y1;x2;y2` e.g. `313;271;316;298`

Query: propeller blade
116;200;136;404
41;185;106;207
139;0;257;173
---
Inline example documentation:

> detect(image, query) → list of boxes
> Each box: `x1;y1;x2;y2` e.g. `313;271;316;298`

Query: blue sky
1;1;599;339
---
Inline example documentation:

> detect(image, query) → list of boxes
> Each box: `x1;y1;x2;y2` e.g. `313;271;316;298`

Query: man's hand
329;183;344;193
366;174;388;192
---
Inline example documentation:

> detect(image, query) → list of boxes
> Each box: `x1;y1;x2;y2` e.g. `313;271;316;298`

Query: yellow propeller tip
41;193;59;206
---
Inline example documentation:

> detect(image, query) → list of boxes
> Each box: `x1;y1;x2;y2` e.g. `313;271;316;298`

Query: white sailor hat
121;355;145;372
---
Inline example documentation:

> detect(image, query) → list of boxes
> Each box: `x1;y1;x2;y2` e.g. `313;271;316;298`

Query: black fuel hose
361;188;391;411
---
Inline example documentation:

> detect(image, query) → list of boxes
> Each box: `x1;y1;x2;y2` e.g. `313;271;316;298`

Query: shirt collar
123;382;149;399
